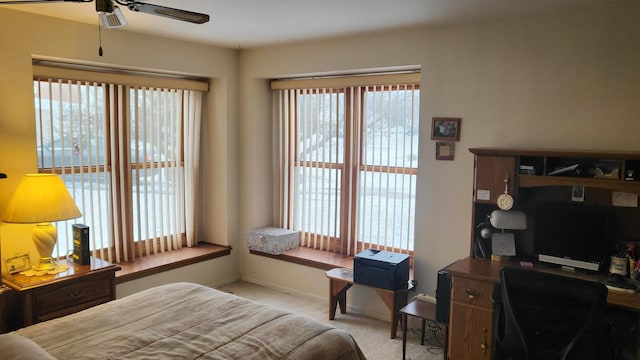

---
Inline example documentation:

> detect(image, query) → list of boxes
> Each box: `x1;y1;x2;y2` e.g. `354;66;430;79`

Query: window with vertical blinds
32;63;207;264
272;73;420;262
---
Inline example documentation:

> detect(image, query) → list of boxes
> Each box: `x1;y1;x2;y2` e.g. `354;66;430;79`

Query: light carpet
218;281;445;360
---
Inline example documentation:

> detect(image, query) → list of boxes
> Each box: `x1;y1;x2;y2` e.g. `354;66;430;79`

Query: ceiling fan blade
124;2;209;24
0;0;91;3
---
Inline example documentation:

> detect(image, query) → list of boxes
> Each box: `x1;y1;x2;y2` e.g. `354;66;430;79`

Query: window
273;73;420;261
33;63;206;263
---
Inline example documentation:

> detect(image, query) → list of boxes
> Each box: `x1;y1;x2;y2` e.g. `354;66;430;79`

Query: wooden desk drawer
451;277;494;309
33;274;113;319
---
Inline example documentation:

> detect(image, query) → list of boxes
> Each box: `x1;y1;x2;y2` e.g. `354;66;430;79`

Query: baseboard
239;276;390;321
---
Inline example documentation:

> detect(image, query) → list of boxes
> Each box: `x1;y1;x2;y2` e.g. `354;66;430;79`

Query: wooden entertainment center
445;147;640;360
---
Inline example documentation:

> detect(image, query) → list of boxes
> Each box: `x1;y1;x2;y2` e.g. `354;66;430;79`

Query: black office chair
493;267;612;360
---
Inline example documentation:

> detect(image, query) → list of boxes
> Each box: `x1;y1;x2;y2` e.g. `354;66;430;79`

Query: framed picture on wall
436;141;455;160
571;185;585;202
431;117;461;141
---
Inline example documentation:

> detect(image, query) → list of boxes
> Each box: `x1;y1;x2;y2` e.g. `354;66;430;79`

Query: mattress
11;282;366;360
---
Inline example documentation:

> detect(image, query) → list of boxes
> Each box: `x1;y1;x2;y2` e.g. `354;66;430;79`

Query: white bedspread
14;282;366;360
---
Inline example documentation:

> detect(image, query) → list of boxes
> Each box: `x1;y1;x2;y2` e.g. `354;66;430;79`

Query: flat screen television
534;202;610;272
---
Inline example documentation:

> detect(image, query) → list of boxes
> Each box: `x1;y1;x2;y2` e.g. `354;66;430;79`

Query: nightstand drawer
451;277;494;309
33;273;114;321
4;258;119;327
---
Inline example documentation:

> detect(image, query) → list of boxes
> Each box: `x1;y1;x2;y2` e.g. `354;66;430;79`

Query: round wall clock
497;192;514;210
496;173;513;210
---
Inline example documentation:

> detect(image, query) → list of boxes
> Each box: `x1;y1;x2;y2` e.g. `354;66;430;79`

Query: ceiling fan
0;0;210;28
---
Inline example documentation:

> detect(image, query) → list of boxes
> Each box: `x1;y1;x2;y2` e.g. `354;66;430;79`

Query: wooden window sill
115;243;231;284
250;247;414;280
249;247;354;271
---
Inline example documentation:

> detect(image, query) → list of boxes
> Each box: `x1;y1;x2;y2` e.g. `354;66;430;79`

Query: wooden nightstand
0;284;19;333
2;257;120;330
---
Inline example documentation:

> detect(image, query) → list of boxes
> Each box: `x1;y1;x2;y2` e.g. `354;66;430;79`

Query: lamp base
491;255;514;262
32;257;58;272
32;222;58;271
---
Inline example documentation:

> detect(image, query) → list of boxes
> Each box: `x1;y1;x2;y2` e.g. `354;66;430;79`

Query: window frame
32;62;207;264
273;73;421;262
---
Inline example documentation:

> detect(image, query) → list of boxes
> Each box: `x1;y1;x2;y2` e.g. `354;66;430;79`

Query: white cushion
0;333;56;360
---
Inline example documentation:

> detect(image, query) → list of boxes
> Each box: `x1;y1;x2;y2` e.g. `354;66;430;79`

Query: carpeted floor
218;281;445;360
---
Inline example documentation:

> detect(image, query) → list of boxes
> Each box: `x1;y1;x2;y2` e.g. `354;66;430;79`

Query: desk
446;257;640;311
444;257;640;359
325;267;414;339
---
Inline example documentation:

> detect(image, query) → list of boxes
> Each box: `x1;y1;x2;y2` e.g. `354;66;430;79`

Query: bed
3;282;366;360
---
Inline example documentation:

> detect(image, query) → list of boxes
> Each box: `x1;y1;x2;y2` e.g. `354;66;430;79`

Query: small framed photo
571;185;585;202
5;253;31;274
431;117;461;141
436;141;455;161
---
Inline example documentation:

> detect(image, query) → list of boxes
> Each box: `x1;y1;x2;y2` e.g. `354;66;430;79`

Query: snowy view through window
293;87;419;251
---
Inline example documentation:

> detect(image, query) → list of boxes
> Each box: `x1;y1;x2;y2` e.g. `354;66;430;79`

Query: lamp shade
489;210;527;230
3;174;81;224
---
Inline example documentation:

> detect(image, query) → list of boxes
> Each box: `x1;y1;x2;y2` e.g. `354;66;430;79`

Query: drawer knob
69;290;82;301
465;288;480;299
481;328;488;355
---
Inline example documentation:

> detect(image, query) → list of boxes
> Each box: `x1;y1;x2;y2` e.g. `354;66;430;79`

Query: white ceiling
0;0;624;48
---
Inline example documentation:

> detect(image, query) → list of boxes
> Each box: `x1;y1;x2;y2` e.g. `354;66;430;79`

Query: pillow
0;334;56;360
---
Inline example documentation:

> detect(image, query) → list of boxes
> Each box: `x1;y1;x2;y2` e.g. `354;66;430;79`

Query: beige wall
0;8;242;289
237;1;640;317
1;2;640;320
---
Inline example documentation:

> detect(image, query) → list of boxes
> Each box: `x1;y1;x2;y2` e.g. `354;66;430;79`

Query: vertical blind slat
276;77;419;258
34;74;202;264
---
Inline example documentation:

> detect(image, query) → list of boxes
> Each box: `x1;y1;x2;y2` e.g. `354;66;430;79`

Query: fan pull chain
98;19;103;57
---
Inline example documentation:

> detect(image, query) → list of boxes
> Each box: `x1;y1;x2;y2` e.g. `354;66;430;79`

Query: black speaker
436;269;451;324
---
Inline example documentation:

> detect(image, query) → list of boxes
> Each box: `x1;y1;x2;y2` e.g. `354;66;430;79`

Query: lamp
2;174;81;271
488;210;527;261
489;210;527;230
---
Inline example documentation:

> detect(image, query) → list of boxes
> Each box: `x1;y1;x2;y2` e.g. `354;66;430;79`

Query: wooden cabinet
2;257;119;329
0;285;18;333
446;258;500;360
468;148;640;257
470;147;640;197
445;257;640;360
473;155;517;205
449;301;493;359
449;278;494;359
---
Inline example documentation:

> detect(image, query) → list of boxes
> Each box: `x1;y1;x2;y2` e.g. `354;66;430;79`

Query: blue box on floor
354;249;410;290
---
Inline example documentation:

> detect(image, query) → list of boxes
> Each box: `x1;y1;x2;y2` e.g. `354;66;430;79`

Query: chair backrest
494;267;609;360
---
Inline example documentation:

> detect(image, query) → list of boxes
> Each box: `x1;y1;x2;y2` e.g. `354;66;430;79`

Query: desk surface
3;257;120;291
445;257;640;312
400;299;438;321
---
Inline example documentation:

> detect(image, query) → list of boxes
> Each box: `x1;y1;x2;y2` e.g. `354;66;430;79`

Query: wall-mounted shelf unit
470;147;640;195
468;147;640;260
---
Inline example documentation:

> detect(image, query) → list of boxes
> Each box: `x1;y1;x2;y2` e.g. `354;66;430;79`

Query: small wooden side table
400;299;449;360
325;267;414;339
2;257;120;329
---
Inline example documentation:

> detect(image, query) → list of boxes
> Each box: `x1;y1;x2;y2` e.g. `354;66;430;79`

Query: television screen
534;202;610;272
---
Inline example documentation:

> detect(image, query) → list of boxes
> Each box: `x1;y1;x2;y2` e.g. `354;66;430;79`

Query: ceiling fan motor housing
96;0;126;28
95;0;114;13
0;0;209;25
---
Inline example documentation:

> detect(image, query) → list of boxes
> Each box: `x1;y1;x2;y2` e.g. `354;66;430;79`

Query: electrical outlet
416;293;436;304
